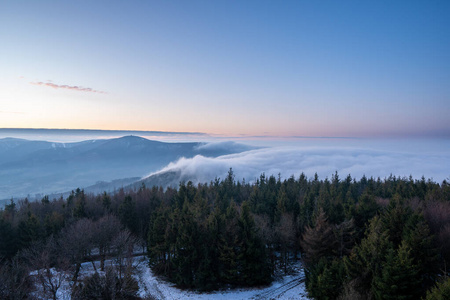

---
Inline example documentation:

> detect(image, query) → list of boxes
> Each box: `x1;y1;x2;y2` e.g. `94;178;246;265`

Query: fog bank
146;146;450;184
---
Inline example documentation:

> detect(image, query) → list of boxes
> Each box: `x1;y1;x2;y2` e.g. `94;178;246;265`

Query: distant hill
132;170;189;190
0;136;255;201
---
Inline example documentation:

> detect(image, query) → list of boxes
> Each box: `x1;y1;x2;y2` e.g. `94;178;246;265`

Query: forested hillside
0;136;254;201
1;170;450;299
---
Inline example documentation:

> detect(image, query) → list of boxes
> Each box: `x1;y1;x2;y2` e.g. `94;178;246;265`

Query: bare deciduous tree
112;228;138;279
21;237;70;300
92;214;122;271
0;257;33;299
60;218;95;282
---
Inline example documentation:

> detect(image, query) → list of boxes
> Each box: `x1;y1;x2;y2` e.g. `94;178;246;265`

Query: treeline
1;170;450;299
0;189;146;299
146;171;450;298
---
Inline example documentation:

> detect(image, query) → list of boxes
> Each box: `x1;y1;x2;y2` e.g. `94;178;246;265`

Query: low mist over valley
0;134;255;202
1;129;449;206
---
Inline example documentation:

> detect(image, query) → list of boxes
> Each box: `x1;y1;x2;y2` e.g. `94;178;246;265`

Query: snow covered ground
135;257;308;300
33;256;308;299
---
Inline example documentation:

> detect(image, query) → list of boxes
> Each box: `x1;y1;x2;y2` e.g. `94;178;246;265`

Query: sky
1;1;449;138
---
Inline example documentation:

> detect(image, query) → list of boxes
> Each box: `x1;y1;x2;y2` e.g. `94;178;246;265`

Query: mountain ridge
0;136;255;202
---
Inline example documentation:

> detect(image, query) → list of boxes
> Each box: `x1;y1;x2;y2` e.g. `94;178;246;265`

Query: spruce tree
17;212;41;250
344;215;392;295
218;201;241;285
0;218;17;259
119;196;138;234
301;208;337;267
148;211;169;274
306;258;345;300
372;242;421;300
425;276;450;300
238;201;271;286
402;216;440;292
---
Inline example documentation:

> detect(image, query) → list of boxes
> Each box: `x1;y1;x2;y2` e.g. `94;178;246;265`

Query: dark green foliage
0;218;17;260
425;276;450;300
1;170;449;296
44;211;64;237
344;198;441;299
380;195;412;246
238;201;272;286
148;197;272;289
334;218;355;258
372;242;421;300
102;192;112;211
306;258;345;300
218;201;241;285
345;216;393;295
301;208;337;267
352;193;379;239
402;216;440;290
147;210;170;273
17;212;42;250
73;188;87;219
119;196;138;234
172;203;199;287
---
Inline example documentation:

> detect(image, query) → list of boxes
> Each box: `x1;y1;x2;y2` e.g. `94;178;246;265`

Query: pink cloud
30;81;107;94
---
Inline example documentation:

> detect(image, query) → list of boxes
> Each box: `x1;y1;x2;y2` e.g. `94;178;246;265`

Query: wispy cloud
30;81;107;94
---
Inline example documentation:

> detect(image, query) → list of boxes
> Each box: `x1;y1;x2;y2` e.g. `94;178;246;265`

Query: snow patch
136;258;308;300
31;256;308;299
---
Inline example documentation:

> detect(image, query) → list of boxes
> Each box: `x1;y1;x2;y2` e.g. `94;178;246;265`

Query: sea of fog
0;129;449;207
147;138;450;184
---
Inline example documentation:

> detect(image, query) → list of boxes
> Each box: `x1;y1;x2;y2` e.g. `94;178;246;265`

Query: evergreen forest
1;169;450;299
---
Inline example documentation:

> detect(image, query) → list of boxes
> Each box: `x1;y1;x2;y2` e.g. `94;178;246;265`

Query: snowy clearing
36;256;308;299
135;257;308;300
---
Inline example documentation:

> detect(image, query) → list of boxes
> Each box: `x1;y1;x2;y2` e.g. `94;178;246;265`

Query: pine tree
306;258;345;300
218;201;241;285
372;242;421;300
380;195;411;246
119;195;138;234
425;276;450;300
73;189;87;219
238;201;271;286
17;212;41;250
402;216;440;292
148;211;169;274
102;192;111;211
301;208;337;267
274;185;288;223
173;201;198;288
334;218;355;258
0;217;17;259
353;193;379;239
344;215;392;295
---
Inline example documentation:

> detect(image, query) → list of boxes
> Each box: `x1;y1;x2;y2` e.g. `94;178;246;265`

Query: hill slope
0;136;255;200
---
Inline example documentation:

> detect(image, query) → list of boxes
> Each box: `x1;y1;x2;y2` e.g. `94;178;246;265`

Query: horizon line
0;127;208;136
0;127;448;140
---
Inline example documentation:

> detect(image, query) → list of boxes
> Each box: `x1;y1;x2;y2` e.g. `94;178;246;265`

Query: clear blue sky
1;1;449;137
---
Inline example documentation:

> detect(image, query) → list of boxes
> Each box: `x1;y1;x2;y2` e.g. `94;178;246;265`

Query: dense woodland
1;170;450;299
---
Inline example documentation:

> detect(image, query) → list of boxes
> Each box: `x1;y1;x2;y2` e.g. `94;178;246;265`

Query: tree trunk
72;262;81;282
